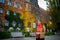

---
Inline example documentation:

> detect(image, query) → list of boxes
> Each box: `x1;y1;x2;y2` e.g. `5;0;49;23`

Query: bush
0;31;11;39
46;32;55;36
22;32;30;37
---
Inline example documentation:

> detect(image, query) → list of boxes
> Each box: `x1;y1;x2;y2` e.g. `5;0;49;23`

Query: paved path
0;37;35;40
45;35;60;40
1;35;60;40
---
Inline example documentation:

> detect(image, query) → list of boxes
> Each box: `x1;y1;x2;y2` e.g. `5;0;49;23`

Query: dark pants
36;38;44;40
36;34;44;40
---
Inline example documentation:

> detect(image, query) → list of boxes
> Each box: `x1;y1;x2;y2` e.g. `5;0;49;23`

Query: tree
21;8;36;32
45;0;60;31
46;21;56;31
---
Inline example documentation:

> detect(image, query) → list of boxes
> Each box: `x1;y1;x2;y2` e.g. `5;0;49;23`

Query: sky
38;0;47;10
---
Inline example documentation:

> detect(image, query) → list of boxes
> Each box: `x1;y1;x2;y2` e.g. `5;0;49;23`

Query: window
0;0;4;3
26;0;30;2
33;23;36;28
0;8;3;13
28;22;31;27
14;12;16;16
5;20;9;26
24;0;26;2
20;5;22;10
0;19;2;24
18;23;21;27
26;3;28;10
6;10;10;15
12;21;16;27
14;2;18;8
8;0;12;6
28;6;31;11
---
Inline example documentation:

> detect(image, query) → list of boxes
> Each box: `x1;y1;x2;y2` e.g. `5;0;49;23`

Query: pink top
37;23;42;32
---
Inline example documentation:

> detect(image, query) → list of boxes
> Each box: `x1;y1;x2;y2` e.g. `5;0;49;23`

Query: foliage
46;22;57;31
22;31;30;37
46;0;60;31
4;10;24;31
22;8;36;32
0;31;11;39
46;32;55;36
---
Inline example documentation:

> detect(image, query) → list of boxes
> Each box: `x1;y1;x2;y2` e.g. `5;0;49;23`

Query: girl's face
38;20;41;24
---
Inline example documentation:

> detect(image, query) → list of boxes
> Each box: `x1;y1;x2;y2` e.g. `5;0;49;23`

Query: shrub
0;31;11;39
46;32;55;36
22;32;30;37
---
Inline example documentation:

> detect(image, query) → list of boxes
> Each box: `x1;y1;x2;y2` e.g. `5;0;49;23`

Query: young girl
39;25;46;40
36;20;46;40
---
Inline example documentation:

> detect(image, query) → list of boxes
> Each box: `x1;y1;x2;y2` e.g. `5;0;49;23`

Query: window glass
26;0;30;2
14;12;16;16
6;10;10;15
12;21;16;27
14;2;18;8
20;5;22;10
18;23;21;27
8;0;12;6
0;0;4;3
5;20;9;26
0;19;2;24
28;22;31;27
0;8;3;13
